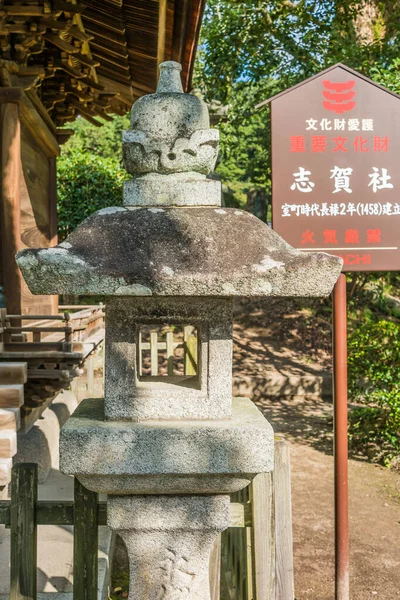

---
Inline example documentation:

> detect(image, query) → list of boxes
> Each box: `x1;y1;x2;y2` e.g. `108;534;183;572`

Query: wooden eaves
0;0;206;128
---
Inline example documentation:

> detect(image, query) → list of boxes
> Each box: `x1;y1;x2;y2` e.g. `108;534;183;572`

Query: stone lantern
17;62;342;599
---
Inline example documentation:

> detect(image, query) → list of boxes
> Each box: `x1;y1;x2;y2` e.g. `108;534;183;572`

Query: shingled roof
0;0;205;126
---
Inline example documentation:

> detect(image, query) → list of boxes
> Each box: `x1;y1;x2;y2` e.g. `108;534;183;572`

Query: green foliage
194;0;400;208
61;115;130;161
57;152;129;241
348;317;400;465
57;115;131;240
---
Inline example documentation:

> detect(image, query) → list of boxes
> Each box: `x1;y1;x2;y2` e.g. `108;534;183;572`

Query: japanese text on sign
270;64;400;271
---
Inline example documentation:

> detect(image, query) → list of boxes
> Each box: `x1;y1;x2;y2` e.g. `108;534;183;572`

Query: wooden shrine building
0;0;204;315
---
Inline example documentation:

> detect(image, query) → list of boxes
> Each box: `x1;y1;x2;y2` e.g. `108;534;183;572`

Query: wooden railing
4;312;73;352
0;463;102;600
213;440;294;600
0;305;105;354
0;442;293;599
59;304;105;343
0;305;105;432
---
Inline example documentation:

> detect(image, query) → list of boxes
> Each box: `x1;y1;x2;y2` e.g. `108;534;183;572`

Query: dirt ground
255;394;400;600
235;298;400;600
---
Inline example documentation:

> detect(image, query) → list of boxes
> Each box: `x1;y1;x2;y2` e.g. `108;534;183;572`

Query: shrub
348;318;400;465
57;153;129;241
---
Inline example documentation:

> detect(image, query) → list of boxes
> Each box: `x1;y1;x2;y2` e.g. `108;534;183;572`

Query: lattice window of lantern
137;325;199;380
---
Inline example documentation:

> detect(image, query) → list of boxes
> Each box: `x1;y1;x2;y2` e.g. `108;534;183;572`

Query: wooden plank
48;156;58;315
19;123;57;315
5;343;65;352
86;356;94;396
10;463;38;600
138;330;143;376
166;330;174;376
251;472;275;600
0;362;27;384
7;315;64;321
220;529;237;600
209;534;221;600
74;477;99;600
0;408;20;431
157;0;168;65
19;92;59;159
0;500;107;528
7;326;72;333
229;501;252;528
171;0;190;64
150;331;158;376
0;102;22;314
0;87;23;104
2;5;45;16
274;441;294;600
184;326;198;376
0;431;17;458
0;350;82;359
0;385;24;408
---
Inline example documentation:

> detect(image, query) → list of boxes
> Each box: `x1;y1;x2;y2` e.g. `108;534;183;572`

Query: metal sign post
258;62;400;600
332;273;349;600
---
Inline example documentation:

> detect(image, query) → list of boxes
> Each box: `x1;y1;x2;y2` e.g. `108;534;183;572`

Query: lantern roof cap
17;206;342;298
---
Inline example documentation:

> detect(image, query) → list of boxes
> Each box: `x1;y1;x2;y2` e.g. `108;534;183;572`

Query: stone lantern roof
16;61;342;296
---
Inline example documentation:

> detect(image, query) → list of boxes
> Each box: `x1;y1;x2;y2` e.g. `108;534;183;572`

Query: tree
61;114;130;161
57;115;131;240
193;1;400;209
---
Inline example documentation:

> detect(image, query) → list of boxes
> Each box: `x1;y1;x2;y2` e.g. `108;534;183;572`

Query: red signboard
264;63;400;271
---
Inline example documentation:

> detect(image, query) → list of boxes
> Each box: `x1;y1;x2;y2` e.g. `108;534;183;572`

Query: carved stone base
107;494;230;599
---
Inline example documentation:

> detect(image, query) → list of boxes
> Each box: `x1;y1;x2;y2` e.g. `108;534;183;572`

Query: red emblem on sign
322;80;356;114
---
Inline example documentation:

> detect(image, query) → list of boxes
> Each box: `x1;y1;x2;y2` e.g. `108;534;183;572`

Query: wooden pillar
157;0;168;66
0;101;22;314
49;156;59;314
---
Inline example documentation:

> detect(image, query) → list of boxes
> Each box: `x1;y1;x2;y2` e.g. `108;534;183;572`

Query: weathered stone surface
123;129;219;176
123;173;221;207
104;297;233;421
123;62;218;177
60;397;274;494
17;207;343;297
107;495;229;600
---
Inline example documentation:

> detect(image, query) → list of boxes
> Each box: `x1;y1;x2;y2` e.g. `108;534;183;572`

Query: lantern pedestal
107;495;229;600
60;397;274;496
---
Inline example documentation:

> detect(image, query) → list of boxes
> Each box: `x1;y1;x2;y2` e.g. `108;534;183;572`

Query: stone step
0;408;20;431
0;431;17;459
0;362;27;385
0;385;24;408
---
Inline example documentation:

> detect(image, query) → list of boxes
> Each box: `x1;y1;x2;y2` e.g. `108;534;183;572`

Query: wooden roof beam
68;25;94;42
171;0;190;64
2;6;49;17
81;75;105;91
157;0;168;66
73;52;100;68
56;59;85;79
53;0;86;15
42;33;79;54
